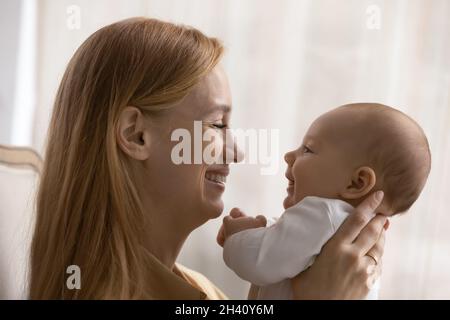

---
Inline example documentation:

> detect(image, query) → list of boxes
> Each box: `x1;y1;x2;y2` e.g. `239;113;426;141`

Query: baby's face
283;112;355;209
283;103;431;213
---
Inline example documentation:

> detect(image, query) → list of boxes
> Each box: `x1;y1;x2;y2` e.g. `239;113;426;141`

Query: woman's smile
205;165;230;190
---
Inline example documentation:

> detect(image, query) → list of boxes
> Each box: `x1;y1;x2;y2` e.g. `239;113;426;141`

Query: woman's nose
233;142;244;163
223;131;244;164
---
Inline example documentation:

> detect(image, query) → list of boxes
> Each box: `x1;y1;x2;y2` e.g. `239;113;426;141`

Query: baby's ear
340;166;376;200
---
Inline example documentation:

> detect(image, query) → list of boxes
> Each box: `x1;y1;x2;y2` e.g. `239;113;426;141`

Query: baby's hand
217;208;267;247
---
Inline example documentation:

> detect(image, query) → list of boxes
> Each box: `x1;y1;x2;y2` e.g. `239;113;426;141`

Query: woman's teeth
205;173;227;184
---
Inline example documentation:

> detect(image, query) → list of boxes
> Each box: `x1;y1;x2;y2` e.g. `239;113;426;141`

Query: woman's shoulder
175;263;229;300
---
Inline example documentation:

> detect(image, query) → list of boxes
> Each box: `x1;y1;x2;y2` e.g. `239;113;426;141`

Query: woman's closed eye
211;123;228;130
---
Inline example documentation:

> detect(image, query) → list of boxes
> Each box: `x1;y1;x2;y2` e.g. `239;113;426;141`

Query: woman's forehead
175;66;232;117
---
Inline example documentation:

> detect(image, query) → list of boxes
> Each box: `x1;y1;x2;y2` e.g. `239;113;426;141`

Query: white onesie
223;196;379;300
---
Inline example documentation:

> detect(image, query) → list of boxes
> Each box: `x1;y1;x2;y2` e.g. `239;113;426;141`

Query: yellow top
174;264;229;300
146;251;228;300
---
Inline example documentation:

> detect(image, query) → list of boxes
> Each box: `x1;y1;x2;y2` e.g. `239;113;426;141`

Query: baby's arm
223;214;267;238
217;208;267;247
223;197;337;286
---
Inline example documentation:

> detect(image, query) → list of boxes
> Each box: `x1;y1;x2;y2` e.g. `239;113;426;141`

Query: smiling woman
29;17;230;299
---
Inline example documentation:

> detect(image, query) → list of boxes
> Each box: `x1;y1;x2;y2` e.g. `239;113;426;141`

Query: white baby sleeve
223;197;337;286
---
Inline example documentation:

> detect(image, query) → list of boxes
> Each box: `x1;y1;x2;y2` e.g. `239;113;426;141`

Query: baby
218;103;431;299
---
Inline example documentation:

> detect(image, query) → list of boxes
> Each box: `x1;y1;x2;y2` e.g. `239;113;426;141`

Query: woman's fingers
356;218;388;256
372;258;383;283
366;228;386;266
291;192;388;300
362;255;383;289
354;215;387;255
332;191;384;244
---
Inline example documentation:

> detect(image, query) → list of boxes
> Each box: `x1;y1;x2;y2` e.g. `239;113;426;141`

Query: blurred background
0;0;449;299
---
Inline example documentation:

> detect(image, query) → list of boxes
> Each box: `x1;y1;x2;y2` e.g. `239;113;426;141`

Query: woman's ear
116;106;151;160
340;166;377;200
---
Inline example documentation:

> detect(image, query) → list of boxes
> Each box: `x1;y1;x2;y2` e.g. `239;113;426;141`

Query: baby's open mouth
285;172;295;185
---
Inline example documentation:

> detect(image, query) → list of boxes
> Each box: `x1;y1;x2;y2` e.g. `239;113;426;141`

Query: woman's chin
203;182;226;218
207;199;224;218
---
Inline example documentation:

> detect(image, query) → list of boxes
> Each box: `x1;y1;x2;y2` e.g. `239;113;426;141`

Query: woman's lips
205;172;227;185
205;166;229;188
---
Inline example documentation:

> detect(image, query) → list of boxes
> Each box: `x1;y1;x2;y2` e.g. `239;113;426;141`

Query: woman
29;17;387;299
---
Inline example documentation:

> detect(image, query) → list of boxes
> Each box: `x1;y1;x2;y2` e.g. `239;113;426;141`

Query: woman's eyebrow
216;104;231;113
207;103;231;115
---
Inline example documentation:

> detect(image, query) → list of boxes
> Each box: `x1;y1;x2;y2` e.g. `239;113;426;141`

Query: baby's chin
283;196;295;209
283;193;307;209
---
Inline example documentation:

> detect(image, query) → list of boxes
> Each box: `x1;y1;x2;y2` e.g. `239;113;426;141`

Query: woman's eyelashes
211;122;228;130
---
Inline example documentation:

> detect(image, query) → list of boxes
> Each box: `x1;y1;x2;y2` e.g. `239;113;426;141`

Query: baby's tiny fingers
217;229;225;247
255;215;267;227
230;207;246;218
223;215;233;225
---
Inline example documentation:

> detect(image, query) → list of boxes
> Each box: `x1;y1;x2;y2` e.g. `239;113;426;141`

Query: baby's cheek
294;167;323;199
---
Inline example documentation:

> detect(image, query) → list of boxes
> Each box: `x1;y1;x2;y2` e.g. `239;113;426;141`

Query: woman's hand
291;191;388;299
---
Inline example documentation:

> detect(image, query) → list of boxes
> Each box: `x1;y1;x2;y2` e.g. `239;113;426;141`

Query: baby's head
284;103;431;215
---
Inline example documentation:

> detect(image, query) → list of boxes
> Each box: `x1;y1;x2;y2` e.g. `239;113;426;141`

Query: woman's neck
144;215;190;270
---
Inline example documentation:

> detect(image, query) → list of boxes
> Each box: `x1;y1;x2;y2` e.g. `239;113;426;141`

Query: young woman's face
141;66;243;230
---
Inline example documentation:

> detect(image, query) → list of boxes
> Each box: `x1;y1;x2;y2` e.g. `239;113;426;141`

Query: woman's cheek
202;127;225;164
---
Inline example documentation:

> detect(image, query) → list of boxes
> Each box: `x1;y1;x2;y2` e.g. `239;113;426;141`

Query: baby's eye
302;145;313;153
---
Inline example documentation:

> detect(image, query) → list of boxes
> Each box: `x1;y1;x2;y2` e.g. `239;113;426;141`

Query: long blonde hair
29;17;223;299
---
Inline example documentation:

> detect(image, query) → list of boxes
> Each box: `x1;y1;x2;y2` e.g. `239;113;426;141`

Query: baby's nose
284;150;295;165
